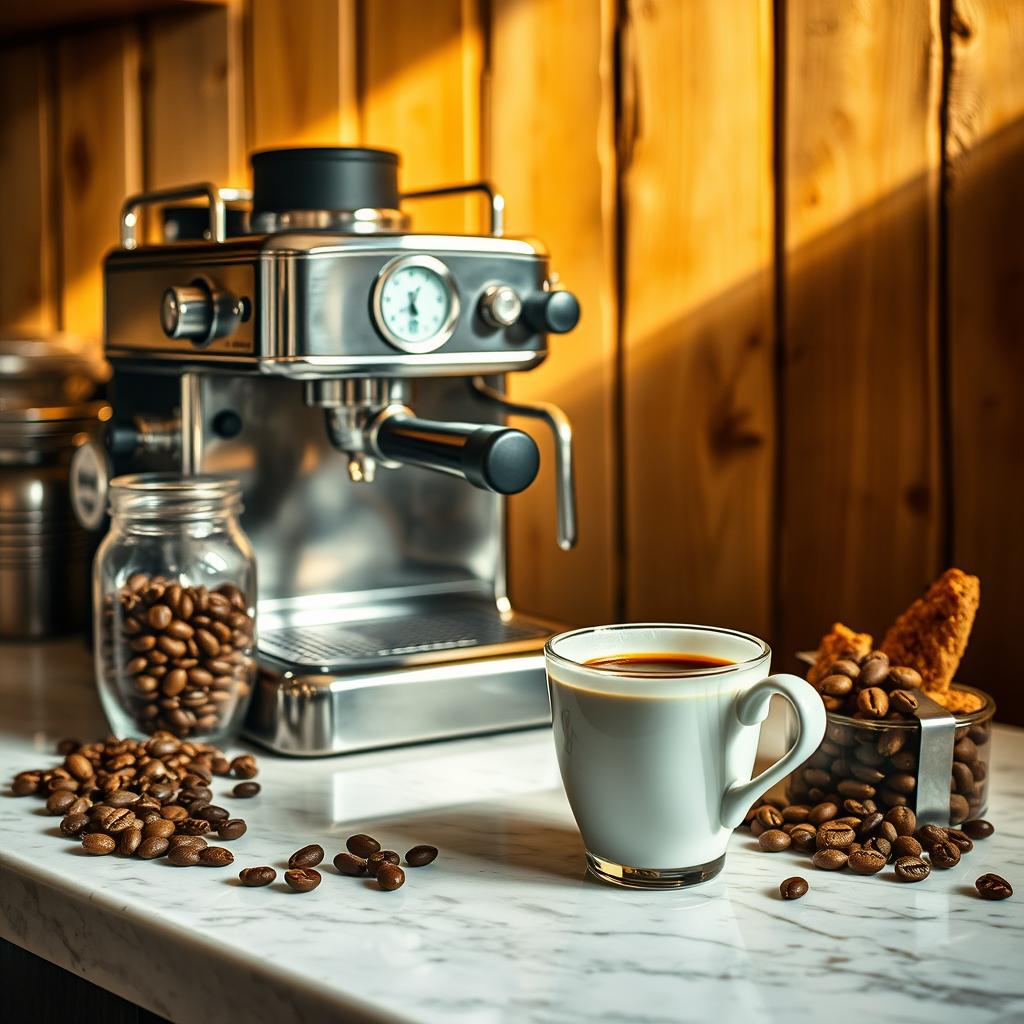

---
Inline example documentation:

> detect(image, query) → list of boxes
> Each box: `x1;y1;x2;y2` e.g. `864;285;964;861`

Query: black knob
522;290;580;334
212;411;243;439
375;415;540;494
106;420;140;458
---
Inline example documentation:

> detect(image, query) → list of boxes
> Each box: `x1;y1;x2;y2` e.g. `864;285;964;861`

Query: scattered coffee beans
780;876;808;900
346;834;381;858
334;853;368;876
288;844;324;869
137;837;169;859
101;576;255;738
367;850;401;874
376;864;405;892
232;782;261;799
962;819;993;840
239;866;277;887
284;868;321;893
812;849;848;871
758;829;791;852
894;856;931;882
928;840;961;869
168;845;202;866
891;835;923;860
82;833;116;855
406;845;439;868
198;846;234;867
218;819;247;841
975;874;1013;901
848;849;887;875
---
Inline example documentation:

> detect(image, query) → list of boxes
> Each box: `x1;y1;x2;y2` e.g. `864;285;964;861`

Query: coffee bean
807;802;838;826
975;874;1013;901
894;856;931;882
367;850;402;873
836;780;875;800
962;819;994;840
816;821;856;849
196;804;229;823
104;790;140;808
230;755;258;780
891;835;923;859
884;807;916;837
811;849;848;871
198;846;234;867
346;833;381;858
161;804;189;822
856;687;889;718
803;768;832;789
949;793;970;825
333;852;368;876
819;674;853;698
858;657;890;689
218;819;247;840
951;761;976;795
954;736;978;762
136;836;168;859
780;876;809;900
856;812;884;838
45;791;76;815
888;690;919;716
376;864;405;891
177;817;211;836
928;840;961;869
758;829;791;852
944;829;974;854
64;753;94;781
104;807;137;833
232;782;261;799
406;845;439;868
168;834;207;851
877;730;907;757
844;799;872;818
168;845;201;866
60;813;90;836
917;824;949;849
284;868;321;893
289;844;325;869
862;836;892;860
755;806;784;829
240;866;277;887
885;773;917;795
887;666;922;690
12;771;41;796
82;833;116;855
118;828;142;856
848;849;887;875
790;824;818;853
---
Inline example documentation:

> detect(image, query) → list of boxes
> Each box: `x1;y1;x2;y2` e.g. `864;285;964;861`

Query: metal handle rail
471;377;577;550
401;182;505;237
119;185;252;249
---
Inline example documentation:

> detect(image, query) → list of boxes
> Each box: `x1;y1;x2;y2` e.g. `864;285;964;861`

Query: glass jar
93;474;256;742
785;685;995;825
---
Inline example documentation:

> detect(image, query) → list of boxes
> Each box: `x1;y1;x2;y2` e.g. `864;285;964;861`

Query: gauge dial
372;255;459;353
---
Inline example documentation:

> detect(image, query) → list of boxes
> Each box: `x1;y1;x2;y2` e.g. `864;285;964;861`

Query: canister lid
250;147;401;217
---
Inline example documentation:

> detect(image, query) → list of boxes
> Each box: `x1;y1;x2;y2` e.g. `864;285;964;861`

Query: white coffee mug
545;623;826;888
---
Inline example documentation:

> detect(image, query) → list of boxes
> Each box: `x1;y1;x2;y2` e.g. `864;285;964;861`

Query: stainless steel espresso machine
72;147;580;755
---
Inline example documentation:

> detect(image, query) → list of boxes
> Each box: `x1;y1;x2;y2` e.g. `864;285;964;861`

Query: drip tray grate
258;609;549;671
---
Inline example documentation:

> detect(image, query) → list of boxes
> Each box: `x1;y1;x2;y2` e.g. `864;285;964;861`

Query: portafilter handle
371;409;540;495
470;378;578;550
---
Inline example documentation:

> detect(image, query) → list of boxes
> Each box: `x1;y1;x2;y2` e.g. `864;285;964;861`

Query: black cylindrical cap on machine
250;147;401;216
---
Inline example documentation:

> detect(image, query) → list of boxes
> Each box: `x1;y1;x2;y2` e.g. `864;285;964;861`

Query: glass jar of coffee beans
786;683;995;827
94;474;256;742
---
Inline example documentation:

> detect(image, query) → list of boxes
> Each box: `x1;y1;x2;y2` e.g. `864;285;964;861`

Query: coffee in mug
545;624;826;888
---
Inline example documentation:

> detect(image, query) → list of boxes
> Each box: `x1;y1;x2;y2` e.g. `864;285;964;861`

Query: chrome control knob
479;284;522;328
161;284;212;341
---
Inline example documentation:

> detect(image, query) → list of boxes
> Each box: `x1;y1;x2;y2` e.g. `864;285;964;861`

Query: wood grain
946;0;1024;720
0;42;56;335
247;0;358;150
488;0;618;625
620;0;775;637
142;0;245;190
777;0;944;665
56;23;142;342
359;0;482;230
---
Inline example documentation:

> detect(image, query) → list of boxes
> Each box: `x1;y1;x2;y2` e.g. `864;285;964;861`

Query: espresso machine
71;147;580;755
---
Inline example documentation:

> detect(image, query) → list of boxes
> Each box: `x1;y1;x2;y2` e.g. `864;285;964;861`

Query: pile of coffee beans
100;573;255;739
12;734;259;866
240;834;437;894
790;650;992;825
744;794;1010;899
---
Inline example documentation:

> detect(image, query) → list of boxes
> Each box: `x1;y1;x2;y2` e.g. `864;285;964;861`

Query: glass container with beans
93;474;256;742
786;658;995;826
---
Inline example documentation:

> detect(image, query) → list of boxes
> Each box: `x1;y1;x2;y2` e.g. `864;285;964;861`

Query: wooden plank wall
2;0;1023;720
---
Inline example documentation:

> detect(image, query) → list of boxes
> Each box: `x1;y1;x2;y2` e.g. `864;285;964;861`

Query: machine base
243;650;553;756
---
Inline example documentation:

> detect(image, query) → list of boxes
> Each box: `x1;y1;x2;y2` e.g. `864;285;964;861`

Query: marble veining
0;641;1022;1024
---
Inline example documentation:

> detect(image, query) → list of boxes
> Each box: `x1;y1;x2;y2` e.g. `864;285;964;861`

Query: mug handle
719;673;826;830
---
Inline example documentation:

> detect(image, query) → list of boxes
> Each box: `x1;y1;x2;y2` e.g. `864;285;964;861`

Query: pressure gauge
372;254;459;353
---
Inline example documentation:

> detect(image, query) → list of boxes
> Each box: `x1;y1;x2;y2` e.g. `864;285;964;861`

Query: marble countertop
0;640;1022;1024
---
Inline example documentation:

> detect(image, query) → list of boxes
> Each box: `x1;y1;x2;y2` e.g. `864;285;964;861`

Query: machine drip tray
257;603;551;672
